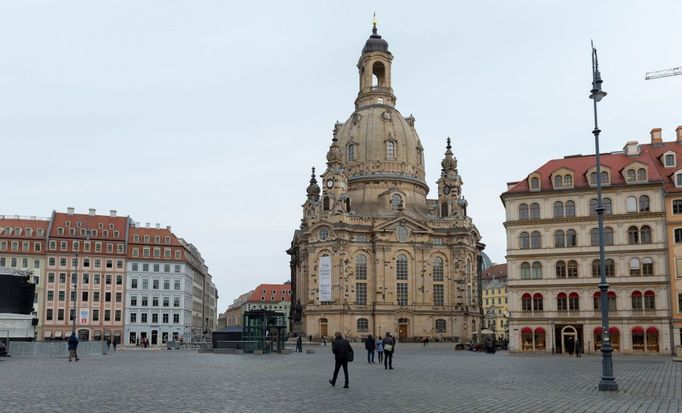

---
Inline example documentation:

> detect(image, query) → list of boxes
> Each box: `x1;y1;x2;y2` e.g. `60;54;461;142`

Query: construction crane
645;66;681;80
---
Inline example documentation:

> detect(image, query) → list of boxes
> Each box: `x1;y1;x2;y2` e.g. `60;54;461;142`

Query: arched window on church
345;197;351;213
441;202;448;217
347;144;355;162
386;141;395;160
322;196;330;211
355;255;367;280
396;254;408;280
391;194;402;210
433;257;444;282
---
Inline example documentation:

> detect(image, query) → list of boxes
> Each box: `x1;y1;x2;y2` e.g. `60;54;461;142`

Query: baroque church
288;23;484;342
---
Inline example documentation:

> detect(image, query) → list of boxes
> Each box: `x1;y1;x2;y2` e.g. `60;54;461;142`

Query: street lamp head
590;42;607;102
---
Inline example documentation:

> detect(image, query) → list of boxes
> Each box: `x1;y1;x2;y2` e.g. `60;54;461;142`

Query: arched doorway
646;327;659;352
398;318;409;341
319;318;328;339
560;325;577;354
77;329;89;342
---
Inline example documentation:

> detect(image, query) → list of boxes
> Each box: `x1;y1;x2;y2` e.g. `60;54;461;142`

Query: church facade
288;25;484;342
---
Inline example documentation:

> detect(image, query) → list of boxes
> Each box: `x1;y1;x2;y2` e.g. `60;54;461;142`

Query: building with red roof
502;126;682;355
223;282;291;331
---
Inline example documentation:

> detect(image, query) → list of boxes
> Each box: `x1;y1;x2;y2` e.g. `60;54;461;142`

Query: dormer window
626;169;636;182
530;176;540;191
589;171;610;186
564;175;572;187
553;175;563;188
665;153;676;167
391;193;403;210
675;171;682;187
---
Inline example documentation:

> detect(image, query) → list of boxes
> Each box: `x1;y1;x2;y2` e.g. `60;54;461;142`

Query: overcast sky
1;1;681;311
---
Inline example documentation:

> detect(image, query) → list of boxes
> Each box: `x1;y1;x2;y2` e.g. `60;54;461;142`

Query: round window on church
396;226;409;242
319;227;330;241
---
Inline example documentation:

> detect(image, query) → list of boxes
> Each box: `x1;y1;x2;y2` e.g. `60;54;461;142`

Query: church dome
362;27;389;54
334;106;426;188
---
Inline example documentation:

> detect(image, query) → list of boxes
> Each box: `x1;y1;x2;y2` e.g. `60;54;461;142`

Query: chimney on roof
624;140;640;156
677;126;682;143
88;208;96;216
166;226;171;231
155;223;160;229
506;181;519;191
651;128;662;144
110;210;117;217
145;222;150;228
67;207;75;215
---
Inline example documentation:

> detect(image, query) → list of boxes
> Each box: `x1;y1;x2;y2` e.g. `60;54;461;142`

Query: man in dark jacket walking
68;332;79;362
365;334;375;363
329;332;353;388
383;332;395;370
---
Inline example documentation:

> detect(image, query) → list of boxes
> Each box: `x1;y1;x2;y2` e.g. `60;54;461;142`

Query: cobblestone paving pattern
1;343;680;412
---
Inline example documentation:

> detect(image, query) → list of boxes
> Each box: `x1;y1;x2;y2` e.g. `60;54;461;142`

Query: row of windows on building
520;290;657;311
520;325;660;353
48;240;125;254
351;317;447;333
131;234;173;244
55;226;120;238
129;312;181;324
0;226;46;237
131;262;182;273
518;225;654;249
130;278;182;290
131;247;182;260
518;195;652;220
47;272;123;285
349;255;446;281
48;256;124;270
45;308;121;322
484;297;508;305
345;141;408;163
0;257;40;269
129;295;182;308
47;290;122;303
0;241;42;252
353;282;446;306
518;258;655;279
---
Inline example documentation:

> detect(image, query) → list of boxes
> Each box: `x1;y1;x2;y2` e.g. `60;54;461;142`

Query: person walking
566;336;575;356
383;332;395;370
296;335;303;353
323;336;327;346
365;334;375;363
376;336;384;363
68;332;79;362
112;336;118;351
329;332;353;388
575;338;582;358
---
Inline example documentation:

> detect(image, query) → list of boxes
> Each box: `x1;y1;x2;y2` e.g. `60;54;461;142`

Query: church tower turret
437;138;466;218
355;19;396;109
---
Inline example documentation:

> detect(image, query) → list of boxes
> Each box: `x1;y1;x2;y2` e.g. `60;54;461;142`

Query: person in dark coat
566;336;575;356
329;332;353;388
575;338;582;358
68;332;79;362
383;332;396;370
365;334;376;363
296;336;303;353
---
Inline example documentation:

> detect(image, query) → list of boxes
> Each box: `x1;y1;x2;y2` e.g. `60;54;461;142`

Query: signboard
79;309;89;324
319;255;332;302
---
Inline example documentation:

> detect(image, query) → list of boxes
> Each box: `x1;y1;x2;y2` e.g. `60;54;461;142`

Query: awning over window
632;327;644;334
609;327;619;334
594;327;602;334
43;331;52;338
646;327;658;334
534;327;545;334
521;327;532;334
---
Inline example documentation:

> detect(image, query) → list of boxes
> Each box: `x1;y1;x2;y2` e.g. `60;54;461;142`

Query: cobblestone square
2;343;681;412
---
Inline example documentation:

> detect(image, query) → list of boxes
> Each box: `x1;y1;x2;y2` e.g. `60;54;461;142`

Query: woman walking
376;336;384;363
383;332;395;370
365;334;376;363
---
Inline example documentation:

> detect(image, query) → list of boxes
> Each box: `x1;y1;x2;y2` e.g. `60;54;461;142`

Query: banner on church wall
319;255;332;302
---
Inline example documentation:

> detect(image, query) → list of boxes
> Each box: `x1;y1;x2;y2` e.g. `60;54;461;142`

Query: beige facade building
481;264;508;341
503;129;679;354
288;24;483;342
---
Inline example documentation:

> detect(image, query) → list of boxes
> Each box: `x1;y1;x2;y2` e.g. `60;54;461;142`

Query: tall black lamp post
590;41;618;392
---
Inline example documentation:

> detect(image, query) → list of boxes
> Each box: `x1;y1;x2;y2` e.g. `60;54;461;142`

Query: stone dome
362;27;389;54
334;105;426;189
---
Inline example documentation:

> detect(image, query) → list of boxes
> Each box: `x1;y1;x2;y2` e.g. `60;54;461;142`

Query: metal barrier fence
7;341;109;357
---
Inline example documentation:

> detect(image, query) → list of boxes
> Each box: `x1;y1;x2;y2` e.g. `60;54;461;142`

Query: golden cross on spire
372;12;377;29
